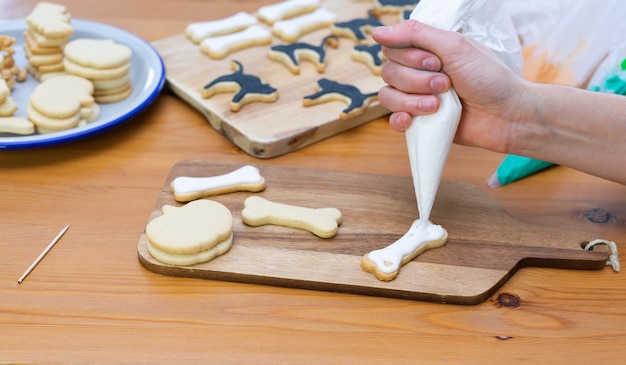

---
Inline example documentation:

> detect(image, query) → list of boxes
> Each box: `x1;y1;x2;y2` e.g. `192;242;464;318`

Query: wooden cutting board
151;0;393;159
137;160;609;304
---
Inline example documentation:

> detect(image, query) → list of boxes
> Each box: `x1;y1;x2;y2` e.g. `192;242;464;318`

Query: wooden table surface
2;1;625;363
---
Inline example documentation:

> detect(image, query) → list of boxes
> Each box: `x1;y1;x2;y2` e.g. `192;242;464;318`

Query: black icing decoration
303;78;378;119
202;60;278;111
354;44;384;67
332;10;383;42
269;35;339;74
376;0;420;8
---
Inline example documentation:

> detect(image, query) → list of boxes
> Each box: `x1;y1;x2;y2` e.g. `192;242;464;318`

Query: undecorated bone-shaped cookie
241;196;341;238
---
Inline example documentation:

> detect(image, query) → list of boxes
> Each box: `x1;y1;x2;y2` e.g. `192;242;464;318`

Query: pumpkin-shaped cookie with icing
145;199;234;266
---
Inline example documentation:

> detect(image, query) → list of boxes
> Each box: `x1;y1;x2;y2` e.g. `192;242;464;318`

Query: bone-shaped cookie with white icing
361;219;448;281
272;8;337;42
186;12;258;43
170;165;266;202
257;0;321;25
361;0;479;282
241;196;341;238
200;25;272;60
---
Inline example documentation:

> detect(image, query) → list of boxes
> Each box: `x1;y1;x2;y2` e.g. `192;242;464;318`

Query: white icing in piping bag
361;0;484;281
407;0;482;223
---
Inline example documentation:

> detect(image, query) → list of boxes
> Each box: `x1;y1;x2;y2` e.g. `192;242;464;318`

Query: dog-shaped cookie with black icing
202;60;279;112
303;78;378;119
268;35;339;75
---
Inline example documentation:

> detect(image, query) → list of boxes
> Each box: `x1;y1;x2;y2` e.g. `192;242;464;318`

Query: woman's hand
372;20;529;154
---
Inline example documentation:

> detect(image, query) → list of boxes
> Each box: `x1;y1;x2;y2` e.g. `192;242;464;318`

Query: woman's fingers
378;85;441;116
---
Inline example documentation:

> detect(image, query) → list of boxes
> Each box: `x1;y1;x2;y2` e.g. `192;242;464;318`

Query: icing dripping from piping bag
407;0;482;222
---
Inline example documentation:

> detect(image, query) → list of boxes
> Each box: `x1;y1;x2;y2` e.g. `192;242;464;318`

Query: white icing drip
171;165;263;195
272;8;337;40
367;220;445;274
258;0;320;23
186;12;258;42
200;25;271;55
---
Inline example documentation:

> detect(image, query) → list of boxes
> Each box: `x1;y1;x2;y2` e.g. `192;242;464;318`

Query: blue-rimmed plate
0;19;165;149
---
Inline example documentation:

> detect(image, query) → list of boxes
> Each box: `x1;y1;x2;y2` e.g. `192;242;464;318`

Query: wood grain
138;160;608;304
3;1;626;363
152;0;393;158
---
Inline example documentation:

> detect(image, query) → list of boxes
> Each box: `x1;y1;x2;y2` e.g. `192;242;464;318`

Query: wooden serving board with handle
151;0;393;159
137;160;609;304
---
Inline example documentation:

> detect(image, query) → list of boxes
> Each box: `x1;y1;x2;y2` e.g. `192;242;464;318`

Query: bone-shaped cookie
186;12;258;43
361;219;448;281
258;0;321;25
200;25;272;59
241;196;341;238
272;8;337;42
170;165;266;202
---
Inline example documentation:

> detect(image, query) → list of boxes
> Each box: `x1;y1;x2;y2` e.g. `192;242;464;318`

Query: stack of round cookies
27;74;99;134
145;200;235;266
63;38;133;103
23;2;73;81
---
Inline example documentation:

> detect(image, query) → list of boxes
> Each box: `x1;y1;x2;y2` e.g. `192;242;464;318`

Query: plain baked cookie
145;199;234;266
23;2;72;80
27;74;99;132
241;196;342;238
63;38;133;103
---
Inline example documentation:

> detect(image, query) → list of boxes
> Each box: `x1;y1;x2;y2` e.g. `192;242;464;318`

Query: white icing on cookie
200;25;272;59
186;12;259;43
258;0;320;24
171;165;264;197
363;0;478;280
272;8;337;42
366;219;445;274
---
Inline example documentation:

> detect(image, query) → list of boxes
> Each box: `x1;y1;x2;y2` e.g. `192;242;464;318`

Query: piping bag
406;0;483;224
360;0;521;280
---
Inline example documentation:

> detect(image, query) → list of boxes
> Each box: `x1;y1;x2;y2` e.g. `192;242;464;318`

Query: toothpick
18;224;70;284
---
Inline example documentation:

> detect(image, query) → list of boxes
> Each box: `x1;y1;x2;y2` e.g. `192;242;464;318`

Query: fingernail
372;26;392;36
418;97;436;112
430;76;448;93
422;57;440;71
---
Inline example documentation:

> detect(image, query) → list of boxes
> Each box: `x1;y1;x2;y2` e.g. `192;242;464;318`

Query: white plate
0;19;165;149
